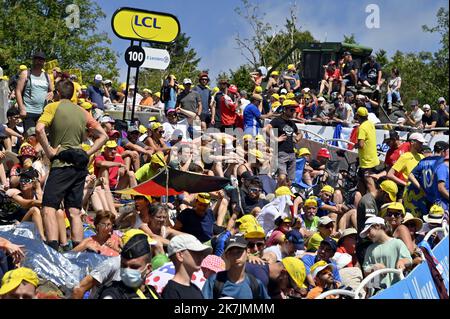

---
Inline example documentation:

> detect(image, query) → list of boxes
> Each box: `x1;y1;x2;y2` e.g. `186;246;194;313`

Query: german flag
116;167;230;197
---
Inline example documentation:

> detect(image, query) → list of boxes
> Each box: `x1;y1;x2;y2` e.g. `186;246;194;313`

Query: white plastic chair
315;289;356;299
354;268;405;299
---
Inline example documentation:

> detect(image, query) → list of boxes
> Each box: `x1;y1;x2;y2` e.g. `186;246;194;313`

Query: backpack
0;190;22;225
8;73;20;92
212;271;263;299
160;81;172;103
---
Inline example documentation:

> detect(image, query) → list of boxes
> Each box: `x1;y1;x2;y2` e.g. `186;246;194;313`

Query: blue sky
95;0;448;86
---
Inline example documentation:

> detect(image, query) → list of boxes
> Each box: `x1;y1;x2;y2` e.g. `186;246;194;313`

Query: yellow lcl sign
112;8;180;43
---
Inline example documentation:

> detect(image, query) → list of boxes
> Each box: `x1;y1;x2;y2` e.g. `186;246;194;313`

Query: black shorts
357;167;378;179
42;166;88;210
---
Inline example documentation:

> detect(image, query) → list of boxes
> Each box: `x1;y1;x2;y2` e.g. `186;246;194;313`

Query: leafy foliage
0;0;118;83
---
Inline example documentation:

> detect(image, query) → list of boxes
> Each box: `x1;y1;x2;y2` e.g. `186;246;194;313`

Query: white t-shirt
239;98;250;113
411;108;424;124
263;245;283;261
162;118;189;142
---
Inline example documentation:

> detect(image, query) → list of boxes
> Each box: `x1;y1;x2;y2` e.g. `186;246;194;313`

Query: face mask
120;267;145;288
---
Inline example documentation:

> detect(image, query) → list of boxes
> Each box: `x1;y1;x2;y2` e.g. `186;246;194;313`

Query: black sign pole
130;41;142;123
122;40;134;121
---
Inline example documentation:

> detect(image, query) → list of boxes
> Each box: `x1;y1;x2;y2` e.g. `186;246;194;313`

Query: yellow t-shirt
357;120;380;168
392;151;424;181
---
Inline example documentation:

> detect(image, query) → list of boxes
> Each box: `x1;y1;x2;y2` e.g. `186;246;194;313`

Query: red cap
108;130;120;138
317;148;331;159
228;85;238;94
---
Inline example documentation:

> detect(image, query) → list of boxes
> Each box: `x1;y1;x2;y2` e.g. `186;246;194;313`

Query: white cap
360;216;385;238
103;79;112;85
167;234;212;257
99;115;115;124
302;88;311;93
280;88;288;94
94;74;103;81
129;84;135;89
409;132;426;143
319;216;334;226
332;252;353;269
422;104;431;110
183;78;192;85
311;263;334;279
317;96;326;102
438;97;446;103
396;117;406;124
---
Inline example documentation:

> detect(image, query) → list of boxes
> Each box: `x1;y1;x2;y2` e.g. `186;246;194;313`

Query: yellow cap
271;93;280;100
78;98;86;104
151;152;166;167
310;260;334;279
275;186;294;197
153;92;161;98
122;229;157;247
197;192;211;204
81;85;87;90
149;116;158;122
357;107;369;117
178;84;185;90
430;204;444;216
212;87;220;94
134;194;153;203
139;125;147;134
321;185;335;195
119;82;127;91
142;88;152;94
282;99;296;107
380;202;405;217
297;147;311;157
244;225;266;239
151;122;162;130
170;74;177;80
243;134;252;141
19;65;27;71
254;86;263;93
0;267;39;295
380;180;398;202
271;101;281;109
270;70;279;76
105;140;118;149
286;92;295;100
81;101;92;110
279;94;286;100
249;149;264;161
281;257;307;289
304;197;318;207
255;135;266;144
237;215;259;233
287;64;296;71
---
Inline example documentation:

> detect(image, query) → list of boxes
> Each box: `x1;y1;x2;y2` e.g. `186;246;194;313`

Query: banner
432;235;449;293
370;278;413;299
44;59;59;72
141;47;171;70
66;68;83;84
405;261;440;299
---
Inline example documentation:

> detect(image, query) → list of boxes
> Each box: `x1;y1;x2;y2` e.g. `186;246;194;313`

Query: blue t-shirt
177;208;214;243
303;104;317;120
433;162;449;210
316;199;336;217
243;103;262;134
411;156;443;202
194;85;211;115
301;254;342;283
202;271;270;299
165;87;177;110
87;85;105;110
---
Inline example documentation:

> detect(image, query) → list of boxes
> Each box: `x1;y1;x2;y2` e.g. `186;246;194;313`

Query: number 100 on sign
125;46;145;67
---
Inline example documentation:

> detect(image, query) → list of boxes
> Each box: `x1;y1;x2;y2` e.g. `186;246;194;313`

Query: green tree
0;0;118;83
375;49;388;67
343;33;358;44
138;33;201;93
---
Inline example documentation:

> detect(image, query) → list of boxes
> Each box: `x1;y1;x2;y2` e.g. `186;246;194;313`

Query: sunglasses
20;178;34;184
247;242;265;249
386;211;403;218
248;187;261;193
157;130;165;134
